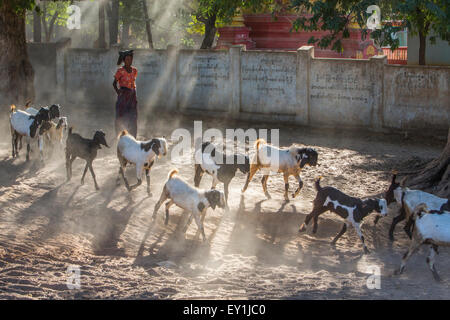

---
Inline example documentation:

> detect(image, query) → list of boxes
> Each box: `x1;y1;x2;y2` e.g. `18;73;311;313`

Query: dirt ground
0;106;449;299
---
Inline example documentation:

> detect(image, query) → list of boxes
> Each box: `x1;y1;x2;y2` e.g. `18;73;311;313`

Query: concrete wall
26;43;449;135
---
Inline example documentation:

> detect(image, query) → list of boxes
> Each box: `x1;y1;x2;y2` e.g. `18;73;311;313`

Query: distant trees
290;0;450;65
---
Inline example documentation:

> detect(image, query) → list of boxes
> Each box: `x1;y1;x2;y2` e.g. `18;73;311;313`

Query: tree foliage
290;0;449;62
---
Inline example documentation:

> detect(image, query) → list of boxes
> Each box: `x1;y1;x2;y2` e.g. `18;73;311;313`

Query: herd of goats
8;102;450;282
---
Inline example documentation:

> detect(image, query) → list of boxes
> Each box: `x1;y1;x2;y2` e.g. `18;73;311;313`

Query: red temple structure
216;13;383;60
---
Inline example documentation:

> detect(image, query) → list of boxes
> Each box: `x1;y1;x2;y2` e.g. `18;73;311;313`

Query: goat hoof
363;247;370;255
148;192;153;197
389;234;395;242
298;224;306;233
95;186;100;191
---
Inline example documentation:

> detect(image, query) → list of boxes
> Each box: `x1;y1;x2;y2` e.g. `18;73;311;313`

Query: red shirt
114;66;138;89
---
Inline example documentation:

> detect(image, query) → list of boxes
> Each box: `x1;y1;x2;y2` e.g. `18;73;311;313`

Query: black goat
66;127;109;190
298;177;388;254
194;141;250;202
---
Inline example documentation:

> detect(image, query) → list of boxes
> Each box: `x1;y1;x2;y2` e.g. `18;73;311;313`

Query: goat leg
242;164;258;193
152;187;168;221
261;175;271;199
88;163;100;190
389;207;406;241
292;174;303;198
81;163;88;185
145;169;152;196
194;164;204;187
395;239;421;275
119;166;131;191
427;245;441;282
331;223;348;245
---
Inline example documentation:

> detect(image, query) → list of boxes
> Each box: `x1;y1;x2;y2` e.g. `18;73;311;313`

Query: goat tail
254;138;266;150
118;129;128;139
168;168;178;179
315;176;323;192
25;100;31;108
10;104;16;113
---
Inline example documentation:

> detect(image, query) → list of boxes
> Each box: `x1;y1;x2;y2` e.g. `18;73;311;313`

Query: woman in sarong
113;50;138;137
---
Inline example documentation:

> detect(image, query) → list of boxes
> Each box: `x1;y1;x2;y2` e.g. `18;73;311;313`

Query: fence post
229;44;244;117
370;55;387;130
296;46;314;126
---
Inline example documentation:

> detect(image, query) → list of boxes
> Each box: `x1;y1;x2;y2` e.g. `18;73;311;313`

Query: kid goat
116;130;168;195
152;169;226;241
66;127;109;190
298;177;388;254
384;173;449;241
194;141;250;203
241;139;318;201
395;203;450;282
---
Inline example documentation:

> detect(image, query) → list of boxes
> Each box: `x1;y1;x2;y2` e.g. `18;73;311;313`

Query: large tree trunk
108;0;119;46
97;1;107;48
122;22;130;47
418;30;426;66
141;0;153;49
199;13;217;49
403;128;450;198
33;6;41;42
0;1;35;105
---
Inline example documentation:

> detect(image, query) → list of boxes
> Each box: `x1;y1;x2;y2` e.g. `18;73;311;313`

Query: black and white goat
9;104;50;161
194;141;250;203
152;169;226;241
66;127;109;190
384;173;449;241
116;130;168;195
395;203;450;282
299;177;388;254
25;104;62;158
241;138;318;201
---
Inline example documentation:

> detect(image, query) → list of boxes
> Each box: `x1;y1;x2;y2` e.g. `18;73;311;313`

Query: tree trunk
97;1;107;48
0;1;35;105
403;128;450;198
141;0;153;49
122;22;130;47
418;30;426;65
33;6;41;43
108;0;119;46
200;13;217;49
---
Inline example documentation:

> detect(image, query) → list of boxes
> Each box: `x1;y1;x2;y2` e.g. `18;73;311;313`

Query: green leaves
289;0;450;55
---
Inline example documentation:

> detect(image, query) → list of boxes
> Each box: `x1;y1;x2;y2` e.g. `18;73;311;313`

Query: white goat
396;203;450;281
116;130;168;195
384;174;449;241
9;105;50;161
152;169;226;241
242;138;318;200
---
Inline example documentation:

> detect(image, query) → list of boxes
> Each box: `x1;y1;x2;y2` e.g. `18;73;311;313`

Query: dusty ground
0;107;449;299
